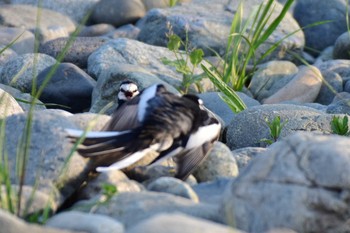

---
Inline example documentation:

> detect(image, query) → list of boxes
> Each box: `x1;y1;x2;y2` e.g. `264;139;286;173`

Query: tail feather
65;128;131;145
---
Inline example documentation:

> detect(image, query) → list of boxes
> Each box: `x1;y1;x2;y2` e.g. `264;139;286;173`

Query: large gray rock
316;59;350;78
87;38;202;88
262;66;323;104
0;27;34;54
9;0;99;23
67;112;111;131
73;191;223;228
192;178;232;205
0;53;56;92
294;0;348;54
249;61;298;102
193;141;239;182
333;31;350;59
46;211;124;233
147;177;199;202
0;209;76;233
137;0;304;61
225;104;341;150
39;37;110;68
231;147;266;171
222;132;350;233
326;92;350;115
315;70;343;105
3;110;87;210
36;63;96;113
91;0;146;27
0;4;76;42
127;213;245;233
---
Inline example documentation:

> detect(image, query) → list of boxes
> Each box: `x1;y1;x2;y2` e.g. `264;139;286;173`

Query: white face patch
118;83;140;100
185;123;221;149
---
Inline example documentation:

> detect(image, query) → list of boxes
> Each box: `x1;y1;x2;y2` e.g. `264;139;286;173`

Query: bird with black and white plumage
66;83;221;180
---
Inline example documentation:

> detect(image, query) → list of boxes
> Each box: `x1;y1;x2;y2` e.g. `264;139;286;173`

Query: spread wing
102;96;141;131
174;142;213;180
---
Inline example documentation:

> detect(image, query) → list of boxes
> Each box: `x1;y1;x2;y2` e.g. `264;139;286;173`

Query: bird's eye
133;90;138;92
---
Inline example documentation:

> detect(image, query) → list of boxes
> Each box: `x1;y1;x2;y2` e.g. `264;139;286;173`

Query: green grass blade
201;63;246;113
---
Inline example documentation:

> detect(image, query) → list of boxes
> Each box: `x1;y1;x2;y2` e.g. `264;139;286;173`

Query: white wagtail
66;84;221;180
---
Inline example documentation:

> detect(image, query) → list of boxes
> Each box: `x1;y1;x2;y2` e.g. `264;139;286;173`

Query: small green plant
202;0;294;113
331;115;350;136
169;0;178;7
161;23;205;94
261;116;288;145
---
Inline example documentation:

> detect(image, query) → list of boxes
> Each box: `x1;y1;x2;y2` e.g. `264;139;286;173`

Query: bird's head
118;81;140;103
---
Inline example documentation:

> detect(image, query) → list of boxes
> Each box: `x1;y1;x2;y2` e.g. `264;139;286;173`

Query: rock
0;46;17;66
3;110;87;209
126;213;244;233
262;66;323;104
198;92;260;127
73;191;223;228
193;142;238;182
124;165;177;184
138;0;304;61
316;59;350;79
231;147;266;171
147;177;199;202
78;170;144;200
326;92;350;115
67;112;111;131
142;0;192;11
91;0;146;27
225;104;335;150
79;24;116;37
0;27;35;54
345;80;350;93
36;63;96;113
315;46;334;65
39;37;109;68
0;4;76;42
0;84;46;111
294;0;347;55
87;38;201;91
192;178;231;205
0;53;57;92
249;61;299;102
9;0;99;23
88;62;178;114
106;24;140;40
46;211;124;233
222;132;350;233
315;70;343;105
264;229;298;233
0;209;76;233
1;185;53;216
333;31;350;59
0;88;23;118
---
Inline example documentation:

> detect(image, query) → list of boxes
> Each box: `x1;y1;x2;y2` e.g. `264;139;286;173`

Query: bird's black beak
125;91;133;98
